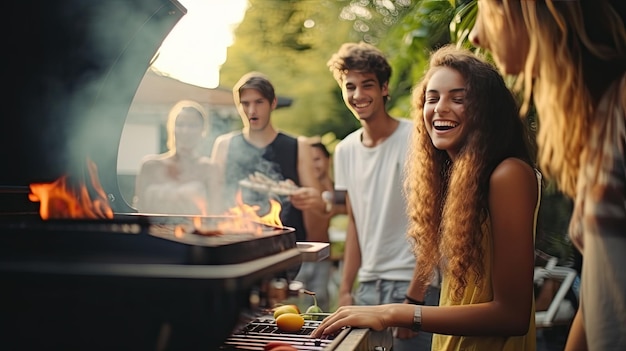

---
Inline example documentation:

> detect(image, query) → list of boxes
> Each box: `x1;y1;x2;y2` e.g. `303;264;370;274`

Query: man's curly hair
327;42;392;103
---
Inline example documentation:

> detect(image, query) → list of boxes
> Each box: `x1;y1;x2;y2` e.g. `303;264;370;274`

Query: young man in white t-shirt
327;42;439;351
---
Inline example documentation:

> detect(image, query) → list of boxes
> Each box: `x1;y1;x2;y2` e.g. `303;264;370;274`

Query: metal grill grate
220;317;350;350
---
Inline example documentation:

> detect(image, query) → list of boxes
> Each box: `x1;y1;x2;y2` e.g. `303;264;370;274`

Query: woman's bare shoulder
139;153;170;171
489;157;539;217
491;158;536;187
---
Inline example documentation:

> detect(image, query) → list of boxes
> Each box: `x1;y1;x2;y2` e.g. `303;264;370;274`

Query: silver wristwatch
412;305;422;332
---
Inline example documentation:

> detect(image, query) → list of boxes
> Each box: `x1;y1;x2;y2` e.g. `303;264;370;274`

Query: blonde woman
134;100;216;215
470;1;626;350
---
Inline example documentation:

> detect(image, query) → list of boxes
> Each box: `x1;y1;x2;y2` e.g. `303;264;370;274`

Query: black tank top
223;132;305;242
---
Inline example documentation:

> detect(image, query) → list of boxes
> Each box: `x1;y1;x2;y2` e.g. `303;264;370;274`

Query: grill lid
1;0;186;213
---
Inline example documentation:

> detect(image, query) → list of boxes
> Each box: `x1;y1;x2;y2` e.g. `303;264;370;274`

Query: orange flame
259;199;282;227
28;159;113;220
176;191;283;236
214;191;283;234
192;197;208;216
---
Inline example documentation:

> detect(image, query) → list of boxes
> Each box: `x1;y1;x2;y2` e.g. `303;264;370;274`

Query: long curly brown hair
405;45;535;300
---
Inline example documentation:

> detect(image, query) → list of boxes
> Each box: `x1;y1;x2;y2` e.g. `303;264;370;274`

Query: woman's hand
309;305;390;338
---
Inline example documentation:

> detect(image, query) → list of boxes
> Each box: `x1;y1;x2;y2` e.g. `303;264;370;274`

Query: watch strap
412;305;422;332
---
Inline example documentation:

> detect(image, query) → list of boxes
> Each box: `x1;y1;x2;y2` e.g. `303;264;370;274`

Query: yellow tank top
432;171;541;351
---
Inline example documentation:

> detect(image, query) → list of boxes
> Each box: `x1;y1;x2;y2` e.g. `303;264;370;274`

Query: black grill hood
0;0;186;213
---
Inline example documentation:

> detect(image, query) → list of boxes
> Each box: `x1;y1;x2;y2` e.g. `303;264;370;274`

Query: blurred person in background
134;100;216;215
294;139;347;312
470;1;626;350
210;71;325;244
326;41;440;351
313;45;540;351
309;140;347;218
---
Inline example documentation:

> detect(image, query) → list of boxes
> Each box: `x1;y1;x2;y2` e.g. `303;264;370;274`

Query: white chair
534;266;578;328
534;256;558;286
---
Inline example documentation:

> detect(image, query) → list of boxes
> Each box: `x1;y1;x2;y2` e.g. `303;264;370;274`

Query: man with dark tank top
211;72;326;244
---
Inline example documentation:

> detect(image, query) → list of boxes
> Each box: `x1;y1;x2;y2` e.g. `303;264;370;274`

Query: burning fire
188;191;283;236
223;190;283;227
28;159;113;219
29;160;283;237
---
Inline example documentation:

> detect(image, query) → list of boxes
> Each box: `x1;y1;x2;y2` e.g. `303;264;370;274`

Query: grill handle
297;241;329;262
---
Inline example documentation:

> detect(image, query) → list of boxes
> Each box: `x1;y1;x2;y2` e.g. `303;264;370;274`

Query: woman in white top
134;100;217;215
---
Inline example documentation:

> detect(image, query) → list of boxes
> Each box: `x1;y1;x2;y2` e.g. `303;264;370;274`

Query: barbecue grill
0;213;302;350
0;1;384;350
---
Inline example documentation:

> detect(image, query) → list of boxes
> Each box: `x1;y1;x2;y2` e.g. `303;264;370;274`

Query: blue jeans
355;280;440;351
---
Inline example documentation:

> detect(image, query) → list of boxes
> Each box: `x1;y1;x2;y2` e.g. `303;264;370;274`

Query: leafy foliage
219;0;574;262
220;0;356;139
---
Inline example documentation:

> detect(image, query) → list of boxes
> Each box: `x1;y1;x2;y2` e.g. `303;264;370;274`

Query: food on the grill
239;171;300;196
191;227;223;236
304;304;323;321
264;341;298;351
303;308;322;320
266;345;298;351
273;304;300;319
302;289;323;320
173;223;223;237
275;313;305;332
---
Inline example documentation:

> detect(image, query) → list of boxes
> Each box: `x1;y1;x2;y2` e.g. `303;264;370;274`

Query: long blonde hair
496;0;626;197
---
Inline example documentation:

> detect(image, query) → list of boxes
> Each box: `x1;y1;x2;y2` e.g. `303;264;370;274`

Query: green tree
329;0;458;116
219;0;357;139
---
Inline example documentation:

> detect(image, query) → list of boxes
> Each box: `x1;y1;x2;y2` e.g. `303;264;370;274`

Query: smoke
67;0;185;172
1;0;185;212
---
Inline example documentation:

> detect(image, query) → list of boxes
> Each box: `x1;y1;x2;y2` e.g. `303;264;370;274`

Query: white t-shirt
334;118;415;282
